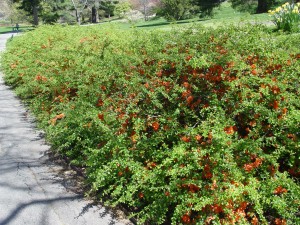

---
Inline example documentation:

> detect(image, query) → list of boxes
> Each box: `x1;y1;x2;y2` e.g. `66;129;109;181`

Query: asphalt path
0;33;132;225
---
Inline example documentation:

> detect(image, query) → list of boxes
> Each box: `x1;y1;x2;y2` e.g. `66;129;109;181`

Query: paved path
0;33;132;225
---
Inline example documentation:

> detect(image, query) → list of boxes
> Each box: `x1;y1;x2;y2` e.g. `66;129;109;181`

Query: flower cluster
269;2;300;31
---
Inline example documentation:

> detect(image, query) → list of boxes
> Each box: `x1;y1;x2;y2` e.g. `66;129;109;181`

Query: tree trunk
143;3;147;21
75;9;81;25
92;6;97;23
256;0;268;13
92;0;99;23
33;3;39;26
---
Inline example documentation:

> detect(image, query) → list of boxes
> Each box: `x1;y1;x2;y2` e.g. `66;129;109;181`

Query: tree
159;0;194;20
114;1;131;18
257;0;269;13
71;0;88;24
229;0;280;13
40;0;62;24
192;0;224;17
99;0;118;18
0;0;11;19
0;0;30;24
158;0;224;21
91;0;100;23
130;0;160;21
139;0;150;20
15;0;41;25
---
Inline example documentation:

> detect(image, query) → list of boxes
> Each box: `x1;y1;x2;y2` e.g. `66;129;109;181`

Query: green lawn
0;2;275;32
102;1;275;30
0;25;34;34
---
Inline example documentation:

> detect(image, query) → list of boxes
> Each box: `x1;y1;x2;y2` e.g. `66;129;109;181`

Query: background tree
40;0;63;24
53;0;78;24
193;0;225;17
0;0;11;20
158;0;225;21
158;0;194;21
0;0;30;24
71;0;88;24
114;0;131;18
91;0;100;23
229;0;283;13
99;0;119;19
137;0;150;21
15;0;41;25
130;0;160;21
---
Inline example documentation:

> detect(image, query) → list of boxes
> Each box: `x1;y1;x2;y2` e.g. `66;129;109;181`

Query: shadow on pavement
0;196;80;225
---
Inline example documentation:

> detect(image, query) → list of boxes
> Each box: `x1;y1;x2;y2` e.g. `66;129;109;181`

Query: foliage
40;1;59;24
41;0;77;24
158;0;195;20
5;1;30;24
11;0;72;25
114;1;132;18
192;0;225;17
0;0;11;19
156;0;228;21
130;0;160;21
98;0;119;18
2;24;300;225
269;2;300;32
14;0;40;25
230;0;284;14
229;0;258;13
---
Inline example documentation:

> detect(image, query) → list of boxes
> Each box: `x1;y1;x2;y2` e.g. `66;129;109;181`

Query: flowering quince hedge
2;24;300;225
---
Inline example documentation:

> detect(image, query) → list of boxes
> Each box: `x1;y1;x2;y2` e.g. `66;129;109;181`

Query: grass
100;1;275;30
0;25;34;34
0;2;275;32
116;0;283;30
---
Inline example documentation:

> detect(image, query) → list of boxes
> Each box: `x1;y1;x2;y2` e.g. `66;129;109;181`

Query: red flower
253;158;263;167
98;113;104;121
282;108;288;115
182;90;191;98
96;98;103;107
152;121;160;131
195;134;203;142
271;86;280;94
249;120;256;127
188;184;200;193
156;70;163;77
211;204;223;213
185;55;193;61
183;82;190;88
186;95;194;105
224;126;236;135
244;163;254;172
271;100;279;110
251;69;258;75
118;171;123;177
181;136;191;143
181;214;191;224
138;192;144;199
274;186;287;195
251;216;259;225
274;218;287;225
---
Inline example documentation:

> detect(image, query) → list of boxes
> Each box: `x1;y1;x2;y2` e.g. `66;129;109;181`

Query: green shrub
2;24;300;224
